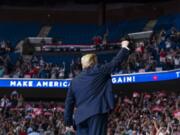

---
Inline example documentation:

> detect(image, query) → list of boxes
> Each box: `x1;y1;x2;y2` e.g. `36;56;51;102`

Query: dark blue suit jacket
64;48;129;126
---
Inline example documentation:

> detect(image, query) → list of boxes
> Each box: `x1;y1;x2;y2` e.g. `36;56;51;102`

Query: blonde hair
81;53;97;69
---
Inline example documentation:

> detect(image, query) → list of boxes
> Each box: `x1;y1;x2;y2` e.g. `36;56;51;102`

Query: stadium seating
154;13;180;31
0;22;42;47
0;14;179;79
174;14;180;31
49;18;147;44
0;14;179;47
106;18;147;42
49;23;104;44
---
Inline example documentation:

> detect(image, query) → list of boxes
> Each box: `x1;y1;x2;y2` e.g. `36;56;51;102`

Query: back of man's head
81;54;97;69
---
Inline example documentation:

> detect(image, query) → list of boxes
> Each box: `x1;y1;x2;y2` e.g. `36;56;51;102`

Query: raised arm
153;120;159;132
100;40;130;74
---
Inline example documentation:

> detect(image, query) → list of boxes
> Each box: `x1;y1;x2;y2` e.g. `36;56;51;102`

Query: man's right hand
121;40;130;50
121;38;136;53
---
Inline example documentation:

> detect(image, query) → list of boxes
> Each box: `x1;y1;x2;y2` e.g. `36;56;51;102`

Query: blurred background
0;0;179;134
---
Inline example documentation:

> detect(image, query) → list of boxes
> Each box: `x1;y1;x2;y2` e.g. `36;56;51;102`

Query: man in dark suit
64;40;131;135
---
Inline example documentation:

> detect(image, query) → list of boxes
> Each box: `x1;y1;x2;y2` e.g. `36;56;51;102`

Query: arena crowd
0;90;179;135
108;91;180;135
0;27;179;79
0;27;179;135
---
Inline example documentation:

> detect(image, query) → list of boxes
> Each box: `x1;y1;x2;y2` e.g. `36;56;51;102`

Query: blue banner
0;79;71;88
112;69;180;84
0;69;179;88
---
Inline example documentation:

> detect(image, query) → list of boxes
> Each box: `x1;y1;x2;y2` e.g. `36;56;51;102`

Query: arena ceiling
74;0;171;3
0;0;172;6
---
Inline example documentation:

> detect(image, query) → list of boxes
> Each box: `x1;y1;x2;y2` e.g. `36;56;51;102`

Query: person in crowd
0;90;178;135
0;26;179;79
1;95;10;115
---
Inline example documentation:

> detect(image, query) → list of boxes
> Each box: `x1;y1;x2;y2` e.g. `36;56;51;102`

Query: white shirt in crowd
174;57;180;66
0;97;9;107
28;132;40;135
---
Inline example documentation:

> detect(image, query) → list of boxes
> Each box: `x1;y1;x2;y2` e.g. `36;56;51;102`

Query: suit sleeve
64;83;75;126
100;48;129;74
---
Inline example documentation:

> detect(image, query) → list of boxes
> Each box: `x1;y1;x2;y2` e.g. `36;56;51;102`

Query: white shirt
174;58;180;66
28;132;40;135
1;98;9;107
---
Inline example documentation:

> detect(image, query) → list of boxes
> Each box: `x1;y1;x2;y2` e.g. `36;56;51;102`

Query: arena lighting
27;37;53;44
0;69;179;88
128;31;153;39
